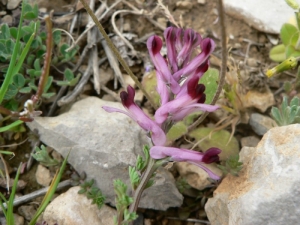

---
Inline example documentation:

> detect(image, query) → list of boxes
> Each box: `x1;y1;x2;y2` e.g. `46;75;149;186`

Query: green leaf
4;84;18;100
22;26;33;34
0;120;23;132
0;24;10;39
29;150;70;225
19;86;32;93
78;189;87;194
53;30;61;45
67;72;80;86
280;23;298;46
285;45;300;58
290;96;300;106
5;40;15;55
201;68;219;104
44;76;53;92
166;121;188;142
9;27;18;39
33;58;41;70
42;92;55;99
32;145;59;167
64;68;74;81
189;127;239;161
13;74;25;88
23;3;38;20
56;81;71;86
129;166;140;190
26;54;35;65
4;99;18;111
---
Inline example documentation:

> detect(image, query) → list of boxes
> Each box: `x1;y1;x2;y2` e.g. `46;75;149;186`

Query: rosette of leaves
271;95;300;126
269;9;300;62
32;145;59;167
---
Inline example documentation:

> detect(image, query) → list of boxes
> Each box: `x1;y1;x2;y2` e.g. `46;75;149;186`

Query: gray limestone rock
205;124;300;225
26;97;183;210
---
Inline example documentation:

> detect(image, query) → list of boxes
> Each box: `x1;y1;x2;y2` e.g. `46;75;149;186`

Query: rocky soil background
0;0;298;225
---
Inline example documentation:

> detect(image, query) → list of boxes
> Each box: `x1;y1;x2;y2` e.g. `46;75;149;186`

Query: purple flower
103;86;166;146
147;36;180;94
154;76;219;125
150;146;221;179
164;27;202;73
103;27;222;180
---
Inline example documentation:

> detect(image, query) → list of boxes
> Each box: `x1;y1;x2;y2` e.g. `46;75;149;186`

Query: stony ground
0;0;296;224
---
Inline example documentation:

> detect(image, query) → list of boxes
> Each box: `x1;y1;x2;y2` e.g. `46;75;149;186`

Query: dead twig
187;0;227;132
67;0;122;51
79;0;158;109
0;180;72;212
100;33;126;89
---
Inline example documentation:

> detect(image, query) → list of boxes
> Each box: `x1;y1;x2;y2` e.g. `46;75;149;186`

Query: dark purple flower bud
202;148;221;163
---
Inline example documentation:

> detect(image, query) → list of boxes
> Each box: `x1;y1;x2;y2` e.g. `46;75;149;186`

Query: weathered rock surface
42;186;117;225
205;124;300;225
249;113;277;135
224;0;294;34
27;97;183;210
241;89;275;113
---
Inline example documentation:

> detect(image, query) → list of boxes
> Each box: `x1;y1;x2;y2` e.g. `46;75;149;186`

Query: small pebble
1;15;12;25
198;0;206;4
246;58;261;67
241;136;260;147
35;164;53;186
249;113;277;136
7;0;21;10
176;1;193;10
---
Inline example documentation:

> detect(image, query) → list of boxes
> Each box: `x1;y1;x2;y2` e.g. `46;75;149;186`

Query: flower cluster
103;27;221;179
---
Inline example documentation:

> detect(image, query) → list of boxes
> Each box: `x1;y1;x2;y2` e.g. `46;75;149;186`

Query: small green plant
78;179;105;209
32;145;60;167
218;154;243;177
114;179;138;225
271;95;300;126
176;178;191;194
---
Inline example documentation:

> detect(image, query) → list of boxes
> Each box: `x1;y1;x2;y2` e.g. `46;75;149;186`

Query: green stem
128;158;157;214
78;0;158;109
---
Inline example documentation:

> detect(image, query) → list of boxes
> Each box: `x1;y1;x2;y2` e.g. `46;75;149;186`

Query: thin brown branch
187;0;227;132
35;15;53;102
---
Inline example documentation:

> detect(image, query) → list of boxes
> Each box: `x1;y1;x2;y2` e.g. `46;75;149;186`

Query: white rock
224;0;294;34
27;97;183;210
35;164;52;186
42;186;116;225
205;124;300;225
